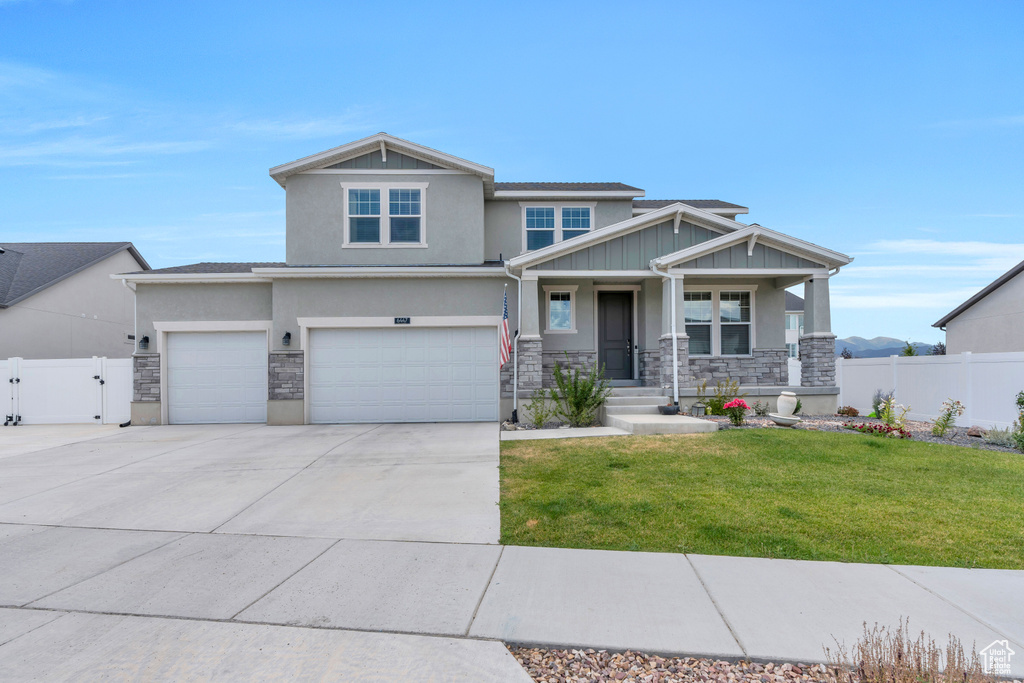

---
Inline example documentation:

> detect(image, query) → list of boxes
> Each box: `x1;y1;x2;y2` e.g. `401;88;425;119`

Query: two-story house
118;133;850;426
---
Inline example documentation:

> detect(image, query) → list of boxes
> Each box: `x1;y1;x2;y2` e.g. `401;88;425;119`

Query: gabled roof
508;202;745;269
785;291;805;311
0;242;149;308
634;199;748;215
269;132;495;192
933;258;1024;328
651;224;852;270
133;262;286;275
492;182;644;198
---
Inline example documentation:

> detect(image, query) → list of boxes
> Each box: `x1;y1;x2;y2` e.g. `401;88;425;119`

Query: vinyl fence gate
2;357;133;426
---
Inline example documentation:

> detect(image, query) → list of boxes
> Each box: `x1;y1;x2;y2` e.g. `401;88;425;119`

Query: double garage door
165;326;499;424
308;327;499;423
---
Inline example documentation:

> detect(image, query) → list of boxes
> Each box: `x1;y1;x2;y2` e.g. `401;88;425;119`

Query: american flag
500;287;512;366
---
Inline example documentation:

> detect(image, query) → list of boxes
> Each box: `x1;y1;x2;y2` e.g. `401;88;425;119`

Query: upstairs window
561;207;591;240
526;207;555;250
344;184;427;247
684;292;713;355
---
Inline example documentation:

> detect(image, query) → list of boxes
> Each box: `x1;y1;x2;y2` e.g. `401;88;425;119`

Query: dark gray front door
598;292;633;380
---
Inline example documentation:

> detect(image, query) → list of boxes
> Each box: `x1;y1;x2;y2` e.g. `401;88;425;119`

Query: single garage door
308;326;499;423
166;331;267;424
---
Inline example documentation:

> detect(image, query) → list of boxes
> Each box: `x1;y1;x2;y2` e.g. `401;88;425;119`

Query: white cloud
0;136;211;166
858;239;1024;259
831;289;982;310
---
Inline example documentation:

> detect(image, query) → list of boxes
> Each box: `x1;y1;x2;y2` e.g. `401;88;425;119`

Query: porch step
604;395;669;407
603;405;663;415
607;387;666;397
604;414;719;436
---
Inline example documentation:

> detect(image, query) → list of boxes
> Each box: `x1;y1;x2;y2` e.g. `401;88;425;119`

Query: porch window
526;207;555;250
543;285;577;333
561;207;591;240
720;291;751;355
684;291;712;355
348;189;381;243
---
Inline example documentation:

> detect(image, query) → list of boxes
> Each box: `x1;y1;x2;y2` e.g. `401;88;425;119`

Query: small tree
930;341;946;355
901;340;918;356
549;354;611;428
840;346;854;359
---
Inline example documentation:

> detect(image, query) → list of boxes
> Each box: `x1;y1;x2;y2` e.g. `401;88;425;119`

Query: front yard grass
499;430;1024;568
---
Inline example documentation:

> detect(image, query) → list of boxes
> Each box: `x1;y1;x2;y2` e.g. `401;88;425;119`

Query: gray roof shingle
494;182;643;193
0;242;148;307
786;291;804;311
933;258;1024;328
136;262;286;275
634;199;748;211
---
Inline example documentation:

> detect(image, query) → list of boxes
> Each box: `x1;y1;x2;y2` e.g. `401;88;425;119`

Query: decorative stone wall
269;351;304;400
689;349;788;386
799;334;836;387
659;336;691;389
517;339;543;395
133;354;160;402
542;351;598;388
500;360;515;398
640;350;660;387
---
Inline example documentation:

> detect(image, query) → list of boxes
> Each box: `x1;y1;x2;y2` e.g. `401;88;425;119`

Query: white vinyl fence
837;352;1024;429
2;357;132;426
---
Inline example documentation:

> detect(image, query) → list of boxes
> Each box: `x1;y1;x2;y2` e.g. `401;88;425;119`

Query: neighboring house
117;133;851;426
785;291;804;358
0;242;149;359
933;258;1024;354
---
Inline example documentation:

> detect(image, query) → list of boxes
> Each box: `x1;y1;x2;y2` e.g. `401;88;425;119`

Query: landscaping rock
967;425;986;438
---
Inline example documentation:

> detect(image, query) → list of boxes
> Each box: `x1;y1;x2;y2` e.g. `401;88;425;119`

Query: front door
597;292;633;380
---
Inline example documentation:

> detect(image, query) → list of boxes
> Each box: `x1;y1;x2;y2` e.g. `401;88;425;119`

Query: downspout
504;262;522;423
649;261;679;406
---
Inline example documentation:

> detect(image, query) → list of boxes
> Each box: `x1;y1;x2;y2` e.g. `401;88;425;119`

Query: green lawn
500;430;1024;568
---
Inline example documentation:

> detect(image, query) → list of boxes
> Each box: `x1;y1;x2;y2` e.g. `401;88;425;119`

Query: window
561;207;591;240
388;188;421;242
684;292;713;355
543;285;578;333
526;207;555;250
523;203;596;250
720;291;751;355
786;313;803;332
348;189;380;243
344;183;427;247
787;343;799;358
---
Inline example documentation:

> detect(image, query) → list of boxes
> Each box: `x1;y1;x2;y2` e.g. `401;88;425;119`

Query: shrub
930;341;946;355
879;397;910;431
549;354;611;428
837;405;860;417
522;392;556;429
983;426;1016;448
752;400;770;417
847;422;912;439
794;398;803;415
872;389;894;416
931;398;965;438
840;346;854;359
826;619;995;683
901;340;918;356
705;379;744;415
723;398;749;426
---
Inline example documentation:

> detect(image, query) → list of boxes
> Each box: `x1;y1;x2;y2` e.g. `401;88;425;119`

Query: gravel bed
511;648;838;683
700;414;1020;454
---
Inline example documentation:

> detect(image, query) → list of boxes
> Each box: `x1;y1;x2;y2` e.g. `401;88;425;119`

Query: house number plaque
394;317;411;325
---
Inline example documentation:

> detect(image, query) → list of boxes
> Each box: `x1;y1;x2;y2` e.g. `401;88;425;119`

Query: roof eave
3;243;142;308
493;190;645;199
932;258;1024;328
652;225;853;270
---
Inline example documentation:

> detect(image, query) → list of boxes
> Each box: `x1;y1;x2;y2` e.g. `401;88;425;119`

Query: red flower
723;399;749;410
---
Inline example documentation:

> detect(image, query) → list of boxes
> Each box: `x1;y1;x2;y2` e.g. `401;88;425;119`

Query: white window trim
542;284;578;334
682;286;758;357
342;182;429;248
520;202;597;252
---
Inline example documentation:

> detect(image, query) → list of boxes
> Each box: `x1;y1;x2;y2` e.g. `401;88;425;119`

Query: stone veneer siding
133;354;160;402
640;350;660;387
659;336;691;389
689;349;788;386
542;350;598;388
269;351;304;400
799;334;836;387
517;339;543;395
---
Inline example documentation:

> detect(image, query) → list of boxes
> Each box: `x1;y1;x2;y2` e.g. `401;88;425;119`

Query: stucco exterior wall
483;199;634;262
134;283;274;347
945;270;1024;353
0;250;141;359
285;172;486;266
271;276;517;352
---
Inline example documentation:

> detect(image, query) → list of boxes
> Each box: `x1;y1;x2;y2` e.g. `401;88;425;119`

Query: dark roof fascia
933;258;1024;328
0;242;149;309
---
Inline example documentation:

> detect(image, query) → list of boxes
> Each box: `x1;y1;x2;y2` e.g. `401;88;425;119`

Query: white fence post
961;352;973;426
836;357;844;406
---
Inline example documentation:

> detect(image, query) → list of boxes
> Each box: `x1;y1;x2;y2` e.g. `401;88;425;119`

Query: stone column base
659;335;691;390
268;399;304;425
130;401;161;426
640;349;660;387
517;338;543;396
800;333;837;387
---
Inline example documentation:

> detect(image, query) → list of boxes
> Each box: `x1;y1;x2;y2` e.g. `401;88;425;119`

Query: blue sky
2;0;1023;343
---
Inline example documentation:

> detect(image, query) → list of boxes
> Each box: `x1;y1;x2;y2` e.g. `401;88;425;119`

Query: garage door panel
309;326;498;424
166;331;267;424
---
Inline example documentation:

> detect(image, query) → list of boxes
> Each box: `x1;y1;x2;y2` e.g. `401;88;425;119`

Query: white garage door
308;326;499;423
166;331;267;424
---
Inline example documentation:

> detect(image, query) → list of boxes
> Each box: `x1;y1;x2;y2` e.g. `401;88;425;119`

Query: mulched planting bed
511;648;838;683
700;414;1019;453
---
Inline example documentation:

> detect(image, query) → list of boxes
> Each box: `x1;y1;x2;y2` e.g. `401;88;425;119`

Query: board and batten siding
536;220;718;271
678;243;823;269
327;150;442;170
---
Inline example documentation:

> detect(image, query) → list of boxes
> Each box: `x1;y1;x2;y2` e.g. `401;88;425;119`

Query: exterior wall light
139;335;150;350
282;332;291;346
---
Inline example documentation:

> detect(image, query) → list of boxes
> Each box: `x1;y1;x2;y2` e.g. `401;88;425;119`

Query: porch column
517;276;543;394
659;275;691;392
800;275;837;387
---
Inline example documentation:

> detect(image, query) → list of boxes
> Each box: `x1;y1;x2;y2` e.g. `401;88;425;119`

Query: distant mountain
835;336;934;358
